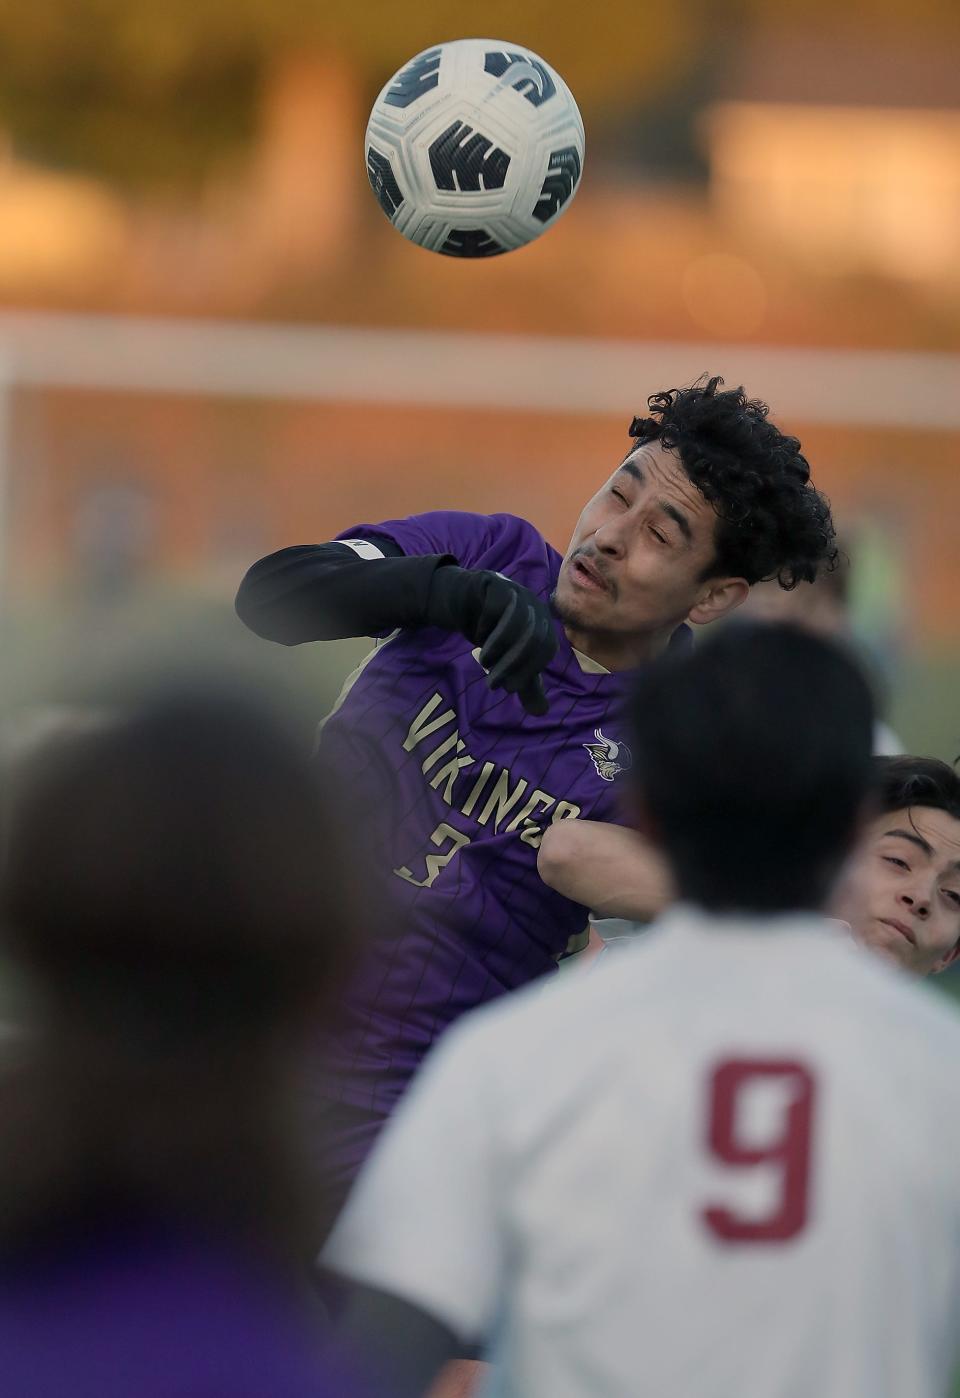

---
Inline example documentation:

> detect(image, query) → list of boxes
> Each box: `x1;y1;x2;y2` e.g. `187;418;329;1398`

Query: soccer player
848;754;960;974
324;624;960;1398
0;688;366;1398
235;377;837;1205
539;753;960;974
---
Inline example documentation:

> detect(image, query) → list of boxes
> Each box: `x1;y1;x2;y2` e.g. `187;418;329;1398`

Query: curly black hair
628;376;837;588
873;756;960;822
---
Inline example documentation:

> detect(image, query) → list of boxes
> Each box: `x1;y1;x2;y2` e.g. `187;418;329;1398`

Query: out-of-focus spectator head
2;686;355;1032
0;683;364;1251
740;546;851;638
627;621;875;915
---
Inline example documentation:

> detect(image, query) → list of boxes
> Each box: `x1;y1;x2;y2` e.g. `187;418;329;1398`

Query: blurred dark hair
873;755;960;824
0;686;364;1255
3;688;355;1028
628;622;875;913
629;377;838;588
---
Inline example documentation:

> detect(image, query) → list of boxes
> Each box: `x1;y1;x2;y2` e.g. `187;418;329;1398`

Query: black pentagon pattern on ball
533;146;582;224
483;50;557;106
383;48;442;108
439;229;506;258
429;122;511;193
366;147;404;220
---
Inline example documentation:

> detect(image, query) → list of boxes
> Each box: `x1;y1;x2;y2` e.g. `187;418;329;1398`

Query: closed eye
611;488;628;505
944;889;960;907
883;855;910;870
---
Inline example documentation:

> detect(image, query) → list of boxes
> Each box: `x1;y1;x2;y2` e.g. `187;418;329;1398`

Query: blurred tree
740;0;957;21
0;0;702;188
0;0;954;190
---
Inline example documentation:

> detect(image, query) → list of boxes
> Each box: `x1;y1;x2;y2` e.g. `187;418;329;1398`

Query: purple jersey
318;511;665;1121
0;1215;351;1398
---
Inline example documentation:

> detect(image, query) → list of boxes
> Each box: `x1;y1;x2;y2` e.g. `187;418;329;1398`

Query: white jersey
325;906;960;1398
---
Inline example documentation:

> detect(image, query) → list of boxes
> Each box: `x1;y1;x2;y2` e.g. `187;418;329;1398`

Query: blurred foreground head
628;623;875;915
0;684;362;1249
3;686;354;1033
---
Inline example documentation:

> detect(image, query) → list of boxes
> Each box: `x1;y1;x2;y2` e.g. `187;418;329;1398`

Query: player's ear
688;576;750;627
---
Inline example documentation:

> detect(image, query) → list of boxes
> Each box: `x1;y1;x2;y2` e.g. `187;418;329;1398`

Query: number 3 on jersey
394;822;471;889
701;1058;816;1244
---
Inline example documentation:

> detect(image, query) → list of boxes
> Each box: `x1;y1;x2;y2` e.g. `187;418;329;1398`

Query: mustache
572;547;616;597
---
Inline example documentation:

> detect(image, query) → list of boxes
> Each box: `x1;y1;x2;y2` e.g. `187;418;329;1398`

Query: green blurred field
889;653;960;771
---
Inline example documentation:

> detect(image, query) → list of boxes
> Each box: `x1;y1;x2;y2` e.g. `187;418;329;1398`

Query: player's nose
593;520;627;558
900;890;931;919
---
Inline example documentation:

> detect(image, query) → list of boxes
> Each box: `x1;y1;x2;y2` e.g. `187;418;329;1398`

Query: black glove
425;566;557;716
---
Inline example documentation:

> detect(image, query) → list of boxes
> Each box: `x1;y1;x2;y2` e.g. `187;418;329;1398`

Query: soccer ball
365;39;585;258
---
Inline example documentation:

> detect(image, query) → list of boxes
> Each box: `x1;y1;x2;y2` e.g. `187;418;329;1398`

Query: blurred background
0;0;957;760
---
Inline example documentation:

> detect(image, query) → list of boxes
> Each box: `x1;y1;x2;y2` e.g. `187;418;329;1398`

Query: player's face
554;440;746;653
852;806;960;975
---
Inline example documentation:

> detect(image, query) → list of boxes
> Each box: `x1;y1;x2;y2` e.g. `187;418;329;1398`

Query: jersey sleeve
321;1017;506;1344
335;511;530;573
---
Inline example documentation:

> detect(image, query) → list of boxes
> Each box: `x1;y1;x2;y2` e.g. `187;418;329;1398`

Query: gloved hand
425;566;557;715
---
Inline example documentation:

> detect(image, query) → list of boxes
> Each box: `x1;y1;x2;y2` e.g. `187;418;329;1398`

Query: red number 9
702;1058;816;1244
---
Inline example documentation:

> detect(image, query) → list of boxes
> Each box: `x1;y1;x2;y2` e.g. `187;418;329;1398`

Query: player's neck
561;621;676;672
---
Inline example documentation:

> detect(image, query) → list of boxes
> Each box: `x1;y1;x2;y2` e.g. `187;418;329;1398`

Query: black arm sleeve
234;540;456;646
329;1283;461;1398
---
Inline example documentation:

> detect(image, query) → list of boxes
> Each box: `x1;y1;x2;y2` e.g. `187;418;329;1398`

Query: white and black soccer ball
365;39;585;258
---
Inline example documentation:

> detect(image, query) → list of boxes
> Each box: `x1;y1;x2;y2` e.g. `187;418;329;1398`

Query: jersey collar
567;622;692;676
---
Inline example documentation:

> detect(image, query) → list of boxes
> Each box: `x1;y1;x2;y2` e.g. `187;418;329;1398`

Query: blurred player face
851;806;960;975
739;575;848;639
553;440;749;666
